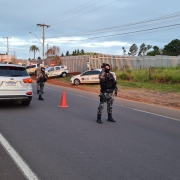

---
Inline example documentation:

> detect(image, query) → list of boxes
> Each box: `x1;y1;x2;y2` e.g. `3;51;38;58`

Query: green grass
117;80;180;92
115;66;180;83
50;68;180;93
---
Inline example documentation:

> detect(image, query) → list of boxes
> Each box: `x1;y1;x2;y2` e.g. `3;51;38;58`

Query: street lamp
29;32;44;65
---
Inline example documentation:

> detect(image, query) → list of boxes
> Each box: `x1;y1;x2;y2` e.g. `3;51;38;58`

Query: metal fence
55;55;180;73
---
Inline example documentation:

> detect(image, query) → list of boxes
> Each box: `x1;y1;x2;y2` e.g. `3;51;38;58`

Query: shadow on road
0;101;28;109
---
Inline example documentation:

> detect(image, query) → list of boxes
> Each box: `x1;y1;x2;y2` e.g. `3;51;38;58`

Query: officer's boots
38;94;44;100
37;90;39;94
107;113;116;122
97;114;103;124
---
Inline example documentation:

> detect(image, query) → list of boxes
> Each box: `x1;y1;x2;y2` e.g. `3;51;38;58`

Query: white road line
114;104;180;122
0;133;39;180
46;87;180;122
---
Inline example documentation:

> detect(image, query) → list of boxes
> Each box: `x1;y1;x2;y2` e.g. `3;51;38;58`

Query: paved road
0;83;180;180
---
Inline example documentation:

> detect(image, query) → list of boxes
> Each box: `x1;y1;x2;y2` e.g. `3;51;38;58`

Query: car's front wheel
61;72;67;77
74;79;80;85
22;99;31;106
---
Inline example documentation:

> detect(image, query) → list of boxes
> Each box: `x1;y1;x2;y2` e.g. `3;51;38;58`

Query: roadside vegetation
49;66;180;93
114;66;180;92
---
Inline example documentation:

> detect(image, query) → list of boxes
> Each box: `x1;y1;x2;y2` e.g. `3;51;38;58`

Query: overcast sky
0;0;180;59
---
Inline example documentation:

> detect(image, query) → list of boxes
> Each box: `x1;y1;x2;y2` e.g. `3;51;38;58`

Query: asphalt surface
0;82;180;180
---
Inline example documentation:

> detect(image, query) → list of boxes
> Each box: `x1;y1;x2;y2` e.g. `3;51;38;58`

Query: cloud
75;41;131;48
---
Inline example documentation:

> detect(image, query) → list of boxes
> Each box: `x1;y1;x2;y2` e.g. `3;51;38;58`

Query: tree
122;47;126;55
128;44;138;56
66;51;69;56
61;53;64;56
138;43;152;56
38;57;41;60
163;39;180;56
77;49;80;55
147;46;161;56
29;45;39;60
81;49;84;55
45;46;60;57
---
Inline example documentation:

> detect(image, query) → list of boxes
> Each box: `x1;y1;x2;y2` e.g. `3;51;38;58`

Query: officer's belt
101;89;114;93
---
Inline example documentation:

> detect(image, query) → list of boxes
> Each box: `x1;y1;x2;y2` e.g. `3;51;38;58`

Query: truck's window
55;67;60;70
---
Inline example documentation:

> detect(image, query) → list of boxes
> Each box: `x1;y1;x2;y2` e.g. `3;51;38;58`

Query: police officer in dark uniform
97;64;118;124
37;67;47;100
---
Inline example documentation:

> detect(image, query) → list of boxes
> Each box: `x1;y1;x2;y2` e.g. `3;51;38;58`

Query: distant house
0;54;14;63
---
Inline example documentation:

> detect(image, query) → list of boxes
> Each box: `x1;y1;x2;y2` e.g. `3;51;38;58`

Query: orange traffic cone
58;90;69;108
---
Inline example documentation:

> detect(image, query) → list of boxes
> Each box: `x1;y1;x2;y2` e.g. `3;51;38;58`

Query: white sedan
70;69;116;85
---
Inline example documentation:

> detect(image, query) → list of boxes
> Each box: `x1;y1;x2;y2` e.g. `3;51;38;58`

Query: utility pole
37;23;50;66
3;37;12;63
47;44;49;58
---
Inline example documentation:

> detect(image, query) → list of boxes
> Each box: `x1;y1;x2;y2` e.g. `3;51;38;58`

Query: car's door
47;67;54;77
54;66;61;76
90;70;101;83
80;71;92;83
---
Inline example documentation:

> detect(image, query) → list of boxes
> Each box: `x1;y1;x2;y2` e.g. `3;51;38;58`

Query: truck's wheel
61;72;67;77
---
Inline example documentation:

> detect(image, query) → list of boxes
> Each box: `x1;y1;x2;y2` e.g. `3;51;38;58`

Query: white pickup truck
45;65;69;78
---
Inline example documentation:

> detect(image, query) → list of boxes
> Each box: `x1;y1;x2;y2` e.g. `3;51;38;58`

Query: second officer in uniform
97;64;118;124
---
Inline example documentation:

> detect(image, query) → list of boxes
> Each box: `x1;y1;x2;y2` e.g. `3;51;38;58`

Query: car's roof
26;64;37;66
91;69;101;71
0;64;24;67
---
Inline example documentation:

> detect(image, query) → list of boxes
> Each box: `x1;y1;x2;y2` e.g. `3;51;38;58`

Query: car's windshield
0;66;29;77
45;67;50;71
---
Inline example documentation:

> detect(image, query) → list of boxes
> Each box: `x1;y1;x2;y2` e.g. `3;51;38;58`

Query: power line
0;42;7;47
45;0;103;24
46;17;180;39
51;0;120;26
8;0;103;37
46;12;180;38
46;23;180;42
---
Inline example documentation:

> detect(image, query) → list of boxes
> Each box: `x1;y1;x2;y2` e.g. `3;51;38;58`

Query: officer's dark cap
105;64;110;67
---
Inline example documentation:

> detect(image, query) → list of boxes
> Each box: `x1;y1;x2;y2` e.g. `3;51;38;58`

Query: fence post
149;66;152;80
123;65;126;73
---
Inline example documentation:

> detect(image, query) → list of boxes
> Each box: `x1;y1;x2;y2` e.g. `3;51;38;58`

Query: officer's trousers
39;82;45;95
36;80;40;91
97;92;114;115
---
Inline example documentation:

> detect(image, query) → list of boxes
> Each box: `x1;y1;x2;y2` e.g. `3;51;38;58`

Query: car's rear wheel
74;79;80;85
22;99;31;106
61;72;67;77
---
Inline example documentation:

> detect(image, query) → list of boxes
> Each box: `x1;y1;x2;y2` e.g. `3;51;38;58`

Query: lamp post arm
29;32;42;44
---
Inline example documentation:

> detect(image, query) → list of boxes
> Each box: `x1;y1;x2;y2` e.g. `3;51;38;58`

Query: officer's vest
100;73;116;91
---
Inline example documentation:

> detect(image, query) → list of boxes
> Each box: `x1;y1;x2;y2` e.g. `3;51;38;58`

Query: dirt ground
43;78;180;110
